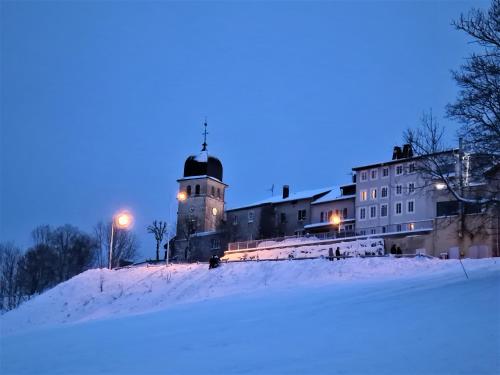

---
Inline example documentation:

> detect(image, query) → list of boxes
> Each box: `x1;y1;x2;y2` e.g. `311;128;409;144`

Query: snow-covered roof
312;188;356;205
227;187;333;211
177;175;227;185
192;230;220;238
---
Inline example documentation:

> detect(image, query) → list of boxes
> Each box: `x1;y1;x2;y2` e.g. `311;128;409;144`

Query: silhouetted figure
328;248;334;261
396;246;403;258
336;247;341;260
209;255;220;269
390;244;397;255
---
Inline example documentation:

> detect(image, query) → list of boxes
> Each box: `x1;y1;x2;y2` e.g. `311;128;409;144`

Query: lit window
248;211;255;223
407;200;415;213
381;186;388;198
359;207;366;220
380;204;388;217
395;202;402;215
370;205;377;218
396;165;403;175
370;188;377;200
382;167;389;178
360;190;368;201
396;185;402;195
408;223;415;231
370;169;378;180
408;182;415;194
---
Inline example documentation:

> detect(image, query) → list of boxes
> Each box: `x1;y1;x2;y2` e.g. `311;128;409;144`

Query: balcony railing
227;219;434;252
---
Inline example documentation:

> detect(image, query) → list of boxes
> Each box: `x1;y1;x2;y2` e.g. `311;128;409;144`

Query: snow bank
1;257;497;337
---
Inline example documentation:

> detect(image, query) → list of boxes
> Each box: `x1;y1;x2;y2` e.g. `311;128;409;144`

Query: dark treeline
0;223;138;312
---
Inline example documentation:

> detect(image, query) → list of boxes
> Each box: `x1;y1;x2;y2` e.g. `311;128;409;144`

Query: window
370;229;376;234
436;201;459;217
380;204;388;217
298;209;307;221
381;186;388;198
320;212;324;222
211;239;220;250
327;211;333;221
395;202;402;215
408;223;415;231
248;211;255;223
195;184;201;195
359;230;366;235
361;171;368;181
280;213;287;224
382;167;389;178
232;215;238;225
396;184;403;195
408;162;416;174
370;188;377;200
335;209;340;217
407;200;415;214
370;205;377;218
186;185;192;196
396;165;403;175
408;182;415;194
359;207;366;220
370;169;378;180
396;224;402;232
360;190;368;201
342;208;348;218
382;226;387;233
217;188;221;198
211;186;215;196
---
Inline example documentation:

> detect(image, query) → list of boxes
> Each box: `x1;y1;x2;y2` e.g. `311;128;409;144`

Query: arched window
217;188;221;198
211;186;215;196
186;185;192;196
195;184;200;195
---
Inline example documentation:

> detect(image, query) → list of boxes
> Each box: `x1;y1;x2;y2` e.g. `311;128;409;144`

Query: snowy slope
1;258;499;374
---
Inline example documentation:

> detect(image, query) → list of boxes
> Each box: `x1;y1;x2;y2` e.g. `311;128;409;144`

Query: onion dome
183;121;223;181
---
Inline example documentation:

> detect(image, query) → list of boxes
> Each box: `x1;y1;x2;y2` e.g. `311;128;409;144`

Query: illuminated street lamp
435;182;447;190
177;191;187;202
330;215;341;237
109;210;133;270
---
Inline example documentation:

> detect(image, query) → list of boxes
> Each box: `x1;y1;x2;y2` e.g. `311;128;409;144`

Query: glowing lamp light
177;191;187;201
330;215;341;225
435;183;446;190
115;211;133;229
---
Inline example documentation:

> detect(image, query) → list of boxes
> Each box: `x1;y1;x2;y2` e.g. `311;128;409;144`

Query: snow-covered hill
1;257;499;374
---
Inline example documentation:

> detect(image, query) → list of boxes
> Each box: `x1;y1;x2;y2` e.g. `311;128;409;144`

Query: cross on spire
201;119;208;151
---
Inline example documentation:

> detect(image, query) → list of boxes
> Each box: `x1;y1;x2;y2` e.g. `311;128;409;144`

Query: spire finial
202;118;208;151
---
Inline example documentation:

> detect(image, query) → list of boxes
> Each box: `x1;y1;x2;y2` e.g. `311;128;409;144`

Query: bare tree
0;243;22;311
447;0;500;155
94;221;139;268
147;220;167;261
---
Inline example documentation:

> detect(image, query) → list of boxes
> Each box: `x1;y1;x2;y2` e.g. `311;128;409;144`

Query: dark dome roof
183;151;223;181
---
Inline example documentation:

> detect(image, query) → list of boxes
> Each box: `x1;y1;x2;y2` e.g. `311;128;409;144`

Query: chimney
392;146;402;160
282;185;290;199
402;144;413;159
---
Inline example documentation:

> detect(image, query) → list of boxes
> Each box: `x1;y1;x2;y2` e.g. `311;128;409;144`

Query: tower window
217;188;221;198
211;186;215;196
195;184;200;195
186;185;192;196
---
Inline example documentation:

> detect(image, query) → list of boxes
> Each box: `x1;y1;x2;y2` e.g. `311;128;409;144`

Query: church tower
174;122;227;261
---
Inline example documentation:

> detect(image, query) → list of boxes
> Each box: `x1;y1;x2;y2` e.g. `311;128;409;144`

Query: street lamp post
108;211;133;270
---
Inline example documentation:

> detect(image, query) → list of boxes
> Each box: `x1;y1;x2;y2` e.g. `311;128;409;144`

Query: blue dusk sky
0;0;488;259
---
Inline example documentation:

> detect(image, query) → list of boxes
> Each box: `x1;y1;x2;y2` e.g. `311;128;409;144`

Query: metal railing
227;219;434;252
